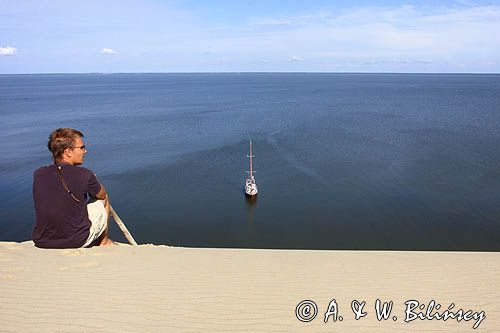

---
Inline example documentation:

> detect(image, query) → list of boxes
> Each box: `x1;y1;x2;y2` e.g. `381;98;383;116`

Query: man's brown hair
47;128;84;161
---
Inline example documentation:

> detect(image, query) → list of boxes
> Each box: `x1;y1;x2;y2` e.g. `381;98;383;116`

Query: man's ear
63;147;72;158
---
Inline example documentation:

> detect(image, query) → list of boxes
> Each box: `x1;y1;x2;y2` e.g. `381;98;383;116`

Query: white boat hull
245;178;258;196
245;141;258;196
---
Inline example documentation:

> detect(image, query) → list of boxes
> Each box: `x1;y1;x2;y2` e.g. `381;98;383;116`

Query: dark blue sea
1;73;499;250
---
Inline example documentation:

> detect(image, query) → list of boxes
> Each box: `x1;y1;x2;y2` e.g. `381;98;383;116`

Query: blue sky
1;0;499;73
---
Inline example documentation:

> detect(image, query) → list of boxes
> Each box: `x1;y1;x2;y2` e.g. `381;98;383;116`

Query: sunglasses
73;145;87;151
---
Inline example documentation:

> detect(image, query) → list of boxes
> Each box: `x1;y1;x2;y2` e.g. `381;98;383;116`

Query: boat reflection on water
245;192;257;226
245;192;257;205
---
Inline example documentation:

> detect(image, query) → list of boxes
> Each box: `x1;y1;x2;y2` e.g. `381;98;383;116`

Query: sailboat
245;141;258;196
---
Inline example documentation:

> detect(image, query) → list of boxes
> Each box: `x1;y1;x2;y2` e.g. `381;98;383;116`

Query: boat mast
249;141;253;179
247;140;255;180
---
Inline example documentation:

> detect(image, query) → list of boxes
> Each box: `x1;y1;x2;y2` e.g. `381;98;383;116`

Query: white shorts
82;200;108;247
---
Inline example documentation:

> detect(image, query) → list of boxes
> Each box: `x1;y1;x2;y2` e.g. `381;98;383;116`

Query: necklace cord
54;161;81;203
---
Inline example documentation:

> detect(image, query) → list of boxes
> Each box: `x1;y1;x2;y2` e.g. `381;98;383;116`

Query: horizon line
1;71;499;75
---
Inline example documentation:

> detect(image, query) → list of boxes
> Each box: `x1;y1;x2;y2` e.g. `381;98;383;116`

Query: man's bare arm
95;183;108;200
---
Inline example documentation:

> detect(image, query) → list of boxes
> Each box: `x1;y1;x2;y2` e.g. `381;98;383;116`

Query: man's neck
55;159;74;166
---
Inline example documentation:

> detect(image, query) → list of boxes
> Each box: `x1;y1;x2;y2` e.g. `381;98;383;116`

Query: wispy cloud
234;4;500;71
0;46;17;56
290;56;304;62
100;48;118;55
1;2;499;73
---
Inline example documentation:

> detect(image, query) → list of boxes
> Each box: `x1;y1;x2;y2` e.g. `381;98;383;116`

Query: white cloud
151;4;499;72
227;4;500;71
0;46;17;56
100;48;118;55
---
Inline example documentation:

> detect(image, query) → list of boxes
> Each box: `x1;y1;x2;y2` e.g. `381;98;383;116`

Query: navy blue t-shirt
32;163;101;248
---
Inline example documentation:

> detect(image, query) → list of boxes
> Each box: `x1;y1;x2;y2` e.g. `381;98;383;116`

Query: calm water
1;73;500;251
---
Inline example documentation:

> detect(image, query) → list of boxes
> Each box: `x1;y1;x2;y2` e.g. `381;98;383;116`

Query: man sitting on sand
32;128;114;248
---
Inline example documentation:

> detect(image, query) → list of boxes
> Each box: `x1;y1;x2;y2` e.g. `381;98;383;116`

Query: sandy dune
0;241;498;332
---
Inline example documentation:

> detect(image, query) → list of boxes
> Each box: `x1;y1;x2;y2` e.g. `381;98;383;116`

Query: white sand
0;241;498;332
